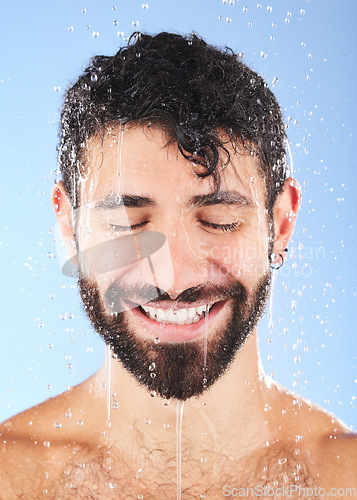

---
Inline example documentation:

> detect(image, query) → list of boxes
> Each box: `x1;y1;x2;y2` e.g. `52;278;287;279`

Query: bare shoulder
0;420;61;499
265;378;357;488
0;378;106;498
315;431;357;489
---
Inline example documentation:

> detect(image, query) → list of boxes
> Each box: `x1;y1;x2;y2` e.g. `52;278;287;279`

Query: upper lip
138;301;218;310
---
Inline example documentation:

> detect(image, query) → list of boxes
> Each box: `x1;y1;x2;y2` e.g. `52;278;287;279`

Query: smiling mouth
122;298;227;342
137;303;216;325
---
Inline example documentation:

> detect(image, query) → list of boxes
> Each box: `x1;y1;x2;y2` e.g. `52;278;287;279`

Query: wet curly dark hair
58;31;288;212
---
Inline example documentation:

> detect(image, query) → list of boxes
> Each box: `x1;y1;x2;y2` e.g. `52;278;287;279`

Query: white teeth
156;308;166;322
188;307;196;319
140;304;210;325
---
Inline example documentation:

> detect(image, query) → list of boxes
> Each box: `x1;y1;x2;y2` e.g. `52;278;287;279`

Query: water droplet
142;3;149;8
136;468;143;479
145;418;151;425
149;362;156;371
267;5;272;12
154;337;160;344
150;372;156;378
65;410;72;418
226;17;232;23
43;441;50;447
92;31;100;38
68;26;73;32
243;6;248;13
113;20;118;26
53;86;61;92
279;457;287;465
260;51;267;58
272;76;278;85
81;8;86;14
257;3;261;9
132;20;139;27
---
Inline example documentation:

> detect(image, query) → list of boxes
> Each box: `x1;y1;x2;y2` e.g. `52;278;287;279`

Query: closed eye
108;221;148;232
200;221;241;233
108;220;241;234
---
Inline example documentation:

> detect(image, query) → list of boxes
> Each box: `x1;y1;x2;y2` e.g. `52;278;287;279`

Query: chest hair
45;442;321;500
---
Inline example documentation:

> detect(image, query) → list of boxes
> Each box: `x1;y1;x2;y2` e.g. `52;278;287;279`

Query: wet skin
0;127;356;498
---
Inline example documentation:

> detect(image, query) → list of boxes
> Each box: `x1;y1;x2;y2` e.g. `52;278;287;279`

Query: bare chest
46;447;320;500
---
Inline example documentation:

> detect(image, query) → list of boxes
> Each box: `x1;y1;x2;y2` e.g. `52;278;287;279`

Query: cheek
197;234;270;283
236;237;270;281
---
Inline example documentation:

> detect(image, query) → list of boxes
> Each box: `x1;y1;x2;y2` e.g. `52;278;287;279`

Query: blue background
1;0;356;427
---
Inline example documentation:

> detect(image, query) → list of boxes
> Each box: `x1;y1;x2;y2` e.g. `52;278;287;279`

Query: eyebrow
92;195;156;210
91;190;251;210
188;191;252;208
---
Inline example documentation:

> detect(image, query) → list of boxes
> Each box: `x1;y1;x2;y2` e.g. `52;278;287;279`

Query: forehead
79;125;266;206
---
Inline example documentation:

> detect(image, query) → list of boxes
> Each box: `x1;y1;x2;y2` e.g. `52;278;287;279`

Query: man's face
75;126;272;400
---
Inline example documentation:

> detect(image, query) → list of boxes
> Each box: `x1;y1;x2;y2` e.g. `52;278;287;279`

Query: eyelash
109;221;240;233
200;221;240;233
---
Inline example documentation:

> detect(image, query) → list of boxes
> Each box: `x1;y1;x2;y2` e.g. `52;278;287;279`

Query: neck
87;331;274;463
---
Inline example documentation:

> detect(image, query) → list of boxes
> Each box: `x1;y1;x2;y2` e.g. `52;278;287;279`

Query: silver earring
271;248;288;270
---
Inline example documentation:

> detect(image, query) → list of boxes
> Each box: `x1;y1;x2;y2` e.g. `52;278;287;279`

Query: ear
52;181;76;262
272;178;301;253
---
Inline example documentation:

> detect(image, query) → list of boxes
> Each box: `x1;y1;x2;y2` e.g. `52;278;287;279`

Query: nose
145;223;209;299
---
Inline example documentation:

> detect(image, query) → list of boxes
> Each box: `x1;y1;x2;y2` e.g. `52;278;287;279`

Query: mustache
104;280;247;307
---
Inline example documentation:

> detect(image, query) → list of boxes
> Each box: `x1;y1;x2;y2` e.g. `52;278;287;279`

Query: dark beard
78;273;271;401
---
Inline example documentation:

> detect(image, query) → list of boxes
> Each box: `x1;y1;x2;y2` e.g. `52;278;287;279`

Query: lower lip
128;300;227;342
